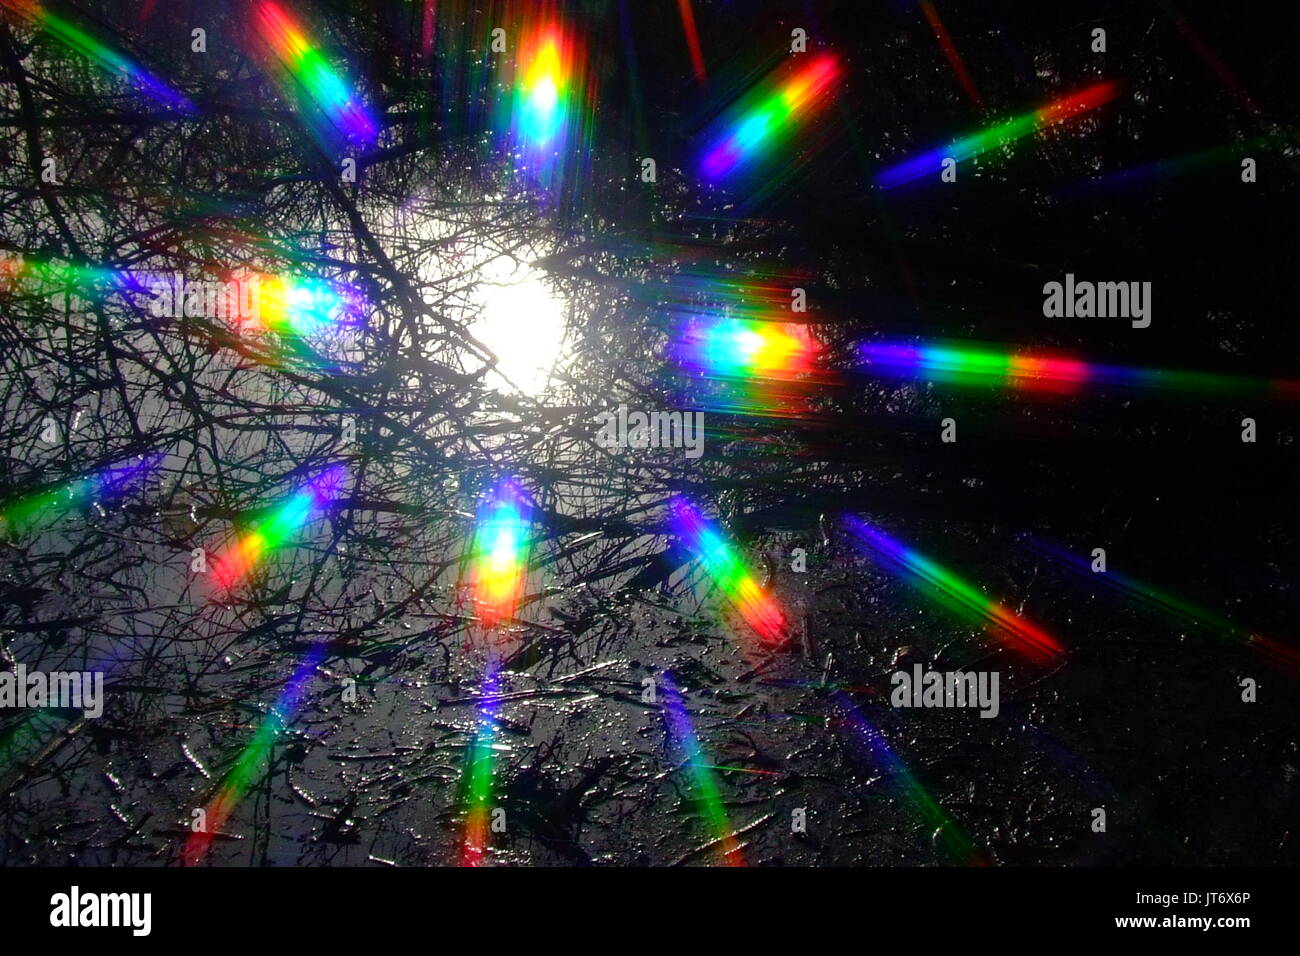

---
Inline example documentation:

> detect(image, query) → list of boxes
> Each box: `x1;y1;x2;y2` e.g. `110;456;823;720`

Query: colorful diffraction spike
254;1;377;146
833;692;983;864
0;255;136;301
516;26;569;146
182;645;324;866
500;15;590;188
1024;537;1300;671
1;257;208;330
2;256;362;353
460;659;503;866
0;457;159;539
660;674;746;865
670;499;786;644
674;319;824;419
211;466;344;592
845;517;1062;661
859;339;1300;399
918;0;984;109
251;273;359;338
668;274;832;418
701;53;840;181
676;318;821;381
467;480;532;631
1;0;192;111
875;80;1120;189
676;0;706;85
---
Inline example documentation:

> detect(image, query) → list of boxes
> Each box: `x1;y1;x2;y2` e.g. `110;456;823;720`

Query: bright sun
471;256;569;396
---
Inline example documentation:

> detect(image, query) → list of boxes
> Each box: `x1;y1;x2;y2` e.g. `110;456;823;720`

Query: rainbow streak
1;0;192;111
670;499;786;644
212;466;344;592
500;15;591;188
833;691;983;864
859;339;1300;399
250;273;361;339
2;257;363;354
0;255;135;301
667;274;832;419
673;319;825;419
918;0;984;109
676;0;706;85
182;645;324;866
254;1;377;146
845;516;1062;661
0;255;193;324
660;674;745;865
466;480;532;631
0;457;159;539
1023;537;1300;671
676;318;821;381
875;80;1121;189
701;53;840;180
459;659;502;866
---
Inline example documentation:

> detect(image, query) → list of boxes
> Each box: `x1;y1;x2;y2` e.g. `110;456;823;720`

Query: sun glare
471;257;569;396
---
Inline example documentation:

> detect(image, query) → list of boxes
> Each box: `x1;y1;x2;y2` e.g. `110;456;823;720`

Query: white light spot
471;257;568;396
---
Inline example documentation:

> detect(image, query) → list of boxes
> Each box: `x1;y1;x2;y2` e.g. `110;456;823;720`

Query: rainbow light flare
676;318;821;381
876;80;1121;189
674;318;825;419
859;339;1300;399
500;17;588;185
0;255;134;302
1024;537;1300;671
1;0;193;111
467;480;532;630
460;659;502;866
670;499;786;644
250;273;360;338
516;27;570;145
701;53;840;180
667;274;832;418
182;644;324;866
254;1;377;146
845;517;1062;661
2;256;362;349
212;466;345;592
660;673;745;865
0;457;159;539
833;691;983;864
